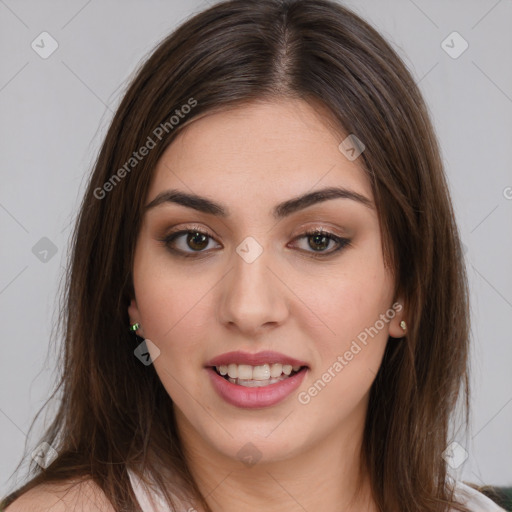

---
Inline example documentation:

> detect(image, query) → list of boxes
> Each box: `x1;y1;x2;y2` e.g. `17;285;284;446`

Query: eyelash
159;225;351;260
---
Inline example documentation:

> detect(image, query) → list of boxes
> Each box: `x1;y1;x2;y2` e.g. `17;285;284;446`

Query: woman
1;0;505;511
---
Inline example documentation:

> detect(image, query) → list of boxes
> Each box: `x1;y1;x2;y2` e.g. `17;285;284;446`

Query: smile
205;350;310;408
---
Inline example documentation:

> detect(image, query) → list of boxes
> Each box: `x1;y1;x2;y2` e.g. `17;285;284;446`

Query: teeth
270;363;283;378
228;375;289;387
227;364;238;379
253;364;270;380
238;364;253;380
216;363;303;380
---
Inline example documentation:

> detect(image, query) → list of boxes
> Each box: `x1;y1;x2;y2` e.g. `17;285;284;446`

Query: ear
128;297;144;336
388;298;407;339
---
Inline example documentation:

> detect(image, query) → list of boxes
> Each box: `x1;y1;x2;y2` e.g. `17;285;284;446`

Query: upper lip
205;350;309;368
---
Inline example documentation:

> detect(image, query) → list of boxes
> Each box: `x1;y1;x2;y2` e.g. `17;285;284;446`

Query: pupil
309;234;328;251
188;232;208;251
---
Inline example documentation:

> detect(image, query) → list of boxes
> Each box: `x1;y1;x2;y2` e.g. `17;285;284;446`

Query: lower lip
206;367;308;409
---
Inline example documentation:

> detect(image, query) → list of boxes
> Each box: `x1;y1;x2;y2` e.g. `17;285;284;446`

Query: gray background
1;0;511;497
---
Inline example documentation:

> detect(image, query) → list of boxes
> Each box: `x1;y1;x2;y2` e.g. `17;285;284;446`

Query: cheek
131;243;208;351
132;225;216;328
132;258;212;401
296;268;392;419
296;253;392;356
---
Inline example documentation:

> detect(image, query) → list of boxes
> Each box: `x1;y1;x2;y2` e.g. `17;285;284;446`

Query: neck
174;408;377;512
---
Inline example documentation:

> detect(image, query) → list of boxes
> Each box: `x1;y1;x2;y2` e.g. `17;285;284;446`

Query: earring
129;322;140;332
400;320;407;332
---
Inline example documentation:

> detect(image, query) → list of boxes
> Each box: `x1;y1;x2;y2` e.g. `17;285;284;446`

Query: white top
127;468;506;512
128;468;192;512
453;482;507;511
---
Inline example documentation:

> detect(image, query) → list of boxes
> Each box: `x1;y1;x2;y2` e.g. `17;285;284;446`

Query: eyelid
290;222;348;239
161;223;219;241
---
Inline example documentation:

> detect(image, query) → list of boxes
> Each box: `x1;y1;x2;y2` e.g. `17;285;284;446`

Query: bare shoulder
4;478;116;512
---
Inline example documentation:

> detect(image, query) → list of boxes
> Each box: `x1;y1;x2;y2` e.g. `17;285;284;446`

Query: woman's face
129;98;405;467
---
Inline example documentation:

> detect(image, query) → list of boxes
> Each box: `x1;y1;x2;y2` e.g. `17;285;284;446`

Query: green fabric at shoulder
478;486;512;511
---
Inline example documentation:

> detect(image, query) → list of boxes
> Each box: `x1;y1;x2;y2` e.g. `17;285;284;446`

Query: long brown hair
1;1;471;510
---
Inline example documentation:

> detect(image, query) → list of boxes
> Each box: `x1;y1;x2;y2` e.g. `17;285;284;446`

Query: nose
217;243;290;336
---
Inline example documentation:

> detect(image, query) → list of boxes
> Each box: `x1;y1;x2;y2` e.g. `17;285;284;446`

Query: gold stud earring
400;320;407;331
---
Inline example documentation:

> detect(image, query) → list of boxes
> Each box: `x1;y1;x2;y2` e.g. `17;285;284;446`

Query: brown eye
160;227;350;260
160;228;221;258
290;229;351;258
307;233;331;251
186;231;209;251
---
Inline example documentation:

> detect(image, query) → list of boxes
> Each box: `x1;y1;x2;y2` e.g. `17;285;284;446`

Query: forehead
149;98;373;205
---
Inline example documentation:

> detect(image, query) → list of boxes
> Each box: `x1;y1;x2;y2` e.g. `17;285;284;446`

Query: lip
206;366;308;409
205;350;309;368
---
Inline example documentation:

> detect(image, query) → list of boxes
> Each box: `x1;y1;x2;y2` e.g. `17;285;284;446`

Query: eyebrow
144;186;374;219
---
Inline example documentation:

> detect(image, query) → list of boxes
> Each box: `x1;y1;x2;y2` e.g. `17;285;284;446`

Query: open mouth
211;364;308;388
